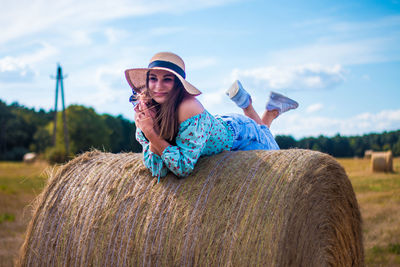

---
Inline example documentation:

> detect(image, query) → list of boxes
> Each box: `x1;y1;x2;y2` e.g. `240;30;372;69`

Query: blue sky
1;0;399;139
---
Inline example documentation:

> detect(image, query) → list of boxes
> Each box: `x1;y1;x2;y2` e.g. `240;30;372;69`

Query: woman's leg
261;109;279;128
226;80;267;125
262;91;299;127
226;80;298;128
243;104;279;128
242;101;264;125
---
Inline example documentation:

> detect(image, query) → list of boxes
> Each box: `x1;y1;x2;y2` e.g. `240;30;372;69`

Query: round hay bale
371;151;393;172
18;149;363;267
23;152;37;163
364;150;373;159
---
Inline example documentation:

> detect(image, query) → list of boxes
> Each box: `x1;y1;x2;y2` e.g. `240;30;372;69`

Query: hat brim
125;67;201;96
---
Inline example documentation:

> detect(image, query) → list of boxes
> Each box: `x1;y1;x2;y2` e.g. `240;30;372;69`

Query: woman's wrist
147;132;170;156
145;129;159;141
149;143;161;155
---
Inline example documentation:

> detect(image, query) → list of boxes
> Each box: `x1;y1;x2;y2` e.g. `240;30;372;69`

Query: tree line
1;99;399;162
275;131;400;157
0;100;141;162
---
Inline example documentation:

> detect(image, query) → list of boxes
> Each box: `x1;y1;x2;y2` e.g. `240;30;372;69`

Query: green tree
65;105;111;153
392;139;400;156
332;134;352;157
317;135;334;155
44;105;141;161
312;143;322;152
117;115;142;153
0;101;31;159
0;100;14;155
2;98;399;161
31;127;52;153
102;114;124;152
298;137;316;150
275;135;297;149
349;137;365;157
0;100;53;160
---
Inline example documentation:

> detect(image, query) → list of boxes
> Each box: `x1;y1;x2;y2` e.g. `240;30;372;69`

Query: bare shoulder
178;96;205;123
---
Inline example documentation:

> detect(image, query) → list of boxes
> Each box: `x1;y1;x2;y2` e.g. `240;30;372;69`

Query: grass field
336;157;400;266
0;156;399;266
0;161;49;267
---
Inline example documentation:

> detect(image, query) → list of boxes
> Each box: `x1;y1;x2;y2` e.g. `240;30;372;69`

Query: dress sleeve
161;114;211;178
136;128;169;179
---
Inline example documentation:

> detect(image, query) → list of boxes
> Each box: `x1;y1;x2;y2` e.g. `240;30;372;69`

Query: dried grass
18;149;363;266
371;151;393;172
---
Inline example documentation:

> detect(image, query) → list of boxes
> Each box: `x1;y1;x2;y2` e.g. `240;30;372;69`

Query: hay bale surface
19;149;363;267
371;151;393;172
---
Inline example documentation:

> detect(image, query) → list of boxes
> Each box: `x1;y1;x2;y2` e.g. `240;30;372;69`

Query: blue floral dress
136;110;234;181
136;110;279;181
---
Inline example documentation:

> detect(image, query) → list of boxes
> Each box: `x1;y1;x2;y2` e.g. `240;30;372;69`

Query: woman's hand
135;101;158;138
135;100;170;155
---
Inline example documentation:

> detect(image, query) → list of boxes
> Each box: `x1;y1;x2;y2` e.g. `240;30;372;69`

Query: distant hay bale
23;152;37;163
364;150;373;159
371;151;393;172
18;149;363;267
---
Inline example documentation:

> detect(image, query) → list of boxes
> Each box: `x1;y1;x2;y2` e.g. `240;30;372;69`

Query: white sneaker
225;80;251;109
266;91;298;115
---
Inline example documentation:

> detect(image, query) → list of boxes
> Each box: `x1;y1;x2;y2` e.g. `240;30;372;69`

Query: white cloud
0;42;57;83
268;39;395;66
282;15;400;65
69;30;93;46
61;58;137;115
103;28;130;44
0;56;35;82
0;0;238;45
269;16;400;66
200;89;225;107
188;57;218;70
19;43;58;65
94;66;126;102
273;109;400;138
148;26;186;37
306;103;323;113
295;15;400;36
230;64;346;91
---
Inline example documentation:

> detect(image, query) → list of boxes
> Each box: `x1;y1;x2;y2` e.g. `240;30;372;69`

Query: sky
1;0;399;139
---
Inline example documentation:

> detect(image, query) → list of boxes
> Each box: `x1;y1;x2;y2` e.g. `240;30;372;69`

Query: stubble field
0;155;399;266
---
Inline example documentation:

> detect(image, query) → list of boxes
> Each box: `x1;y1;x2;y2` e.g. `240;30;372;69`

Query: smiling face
147;69;176;104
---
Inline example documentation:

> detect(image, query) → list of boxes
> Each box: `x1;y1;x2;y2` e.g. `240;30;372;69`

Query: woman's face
148;69;175;104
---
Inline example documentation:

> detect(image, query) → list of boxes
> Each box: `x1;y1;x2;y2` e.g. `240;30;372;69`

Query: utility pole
51;64;70;156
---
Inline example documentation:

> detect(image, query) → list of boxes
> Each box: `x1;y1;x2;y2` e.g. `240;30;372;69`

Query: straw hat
125;52;201;95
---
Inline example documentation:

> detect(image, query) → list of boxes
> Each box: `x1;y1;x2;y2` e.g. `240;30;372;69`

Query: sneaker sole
226;80;240;98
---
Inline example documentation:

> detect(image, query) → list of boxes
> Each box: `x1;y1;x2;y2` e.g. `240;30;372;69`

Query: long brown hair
141;72;186;144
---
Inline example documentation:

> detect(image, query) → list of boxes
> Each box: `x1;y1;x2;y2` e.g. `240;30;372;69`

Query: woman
125;52;298;182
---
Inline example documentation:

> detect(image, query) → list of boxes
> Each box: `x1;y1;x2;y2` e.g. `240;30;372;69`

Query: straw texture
371;151;393;172
18;149;363;266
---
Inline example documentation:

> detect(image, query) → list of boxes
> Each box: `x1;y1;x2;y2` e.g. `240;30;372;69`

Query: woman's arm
135;95;207;178
161;110;211;177
135;128;169;178
135;101;170;156
135;95;204;156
